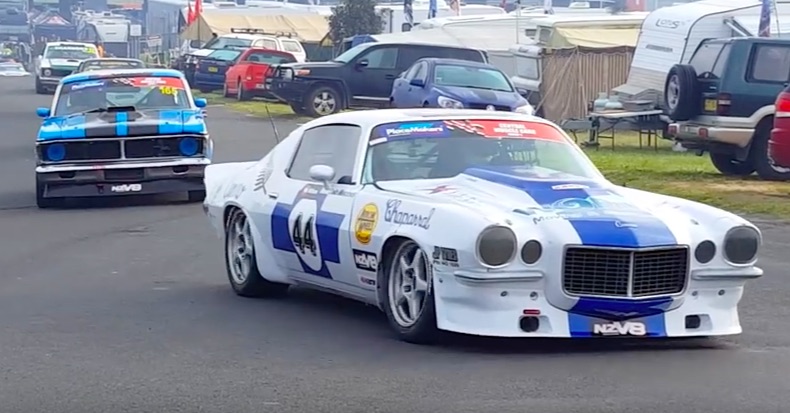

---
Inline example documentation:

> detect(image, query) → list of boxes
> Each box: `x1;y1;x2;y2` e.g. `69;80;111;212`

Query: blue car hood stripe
37;109;206;140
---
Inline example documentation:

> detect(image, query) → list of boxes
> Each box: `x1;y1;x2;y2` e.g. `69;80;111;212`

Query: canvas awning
551;27;639;48
181;11;329;43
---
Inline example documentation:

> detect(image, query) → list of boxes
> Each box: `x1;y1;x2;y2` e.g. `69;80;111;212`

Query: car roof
417;58;492;68
82;58;143;63
62;68;184;84
46;41;95;47
300;109;555;130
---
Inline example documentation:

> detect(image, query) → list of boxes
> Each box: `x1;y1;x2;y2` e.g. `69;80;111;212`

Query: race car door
268;123;364;292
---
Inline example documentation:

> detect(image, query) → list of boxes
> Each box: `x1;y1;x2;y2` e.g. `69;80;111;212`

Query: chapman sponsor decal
384;199;434;229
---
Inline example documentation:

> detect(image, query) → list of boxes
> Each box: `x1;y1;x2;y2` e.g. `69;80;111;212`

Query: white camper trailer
614;0;790;104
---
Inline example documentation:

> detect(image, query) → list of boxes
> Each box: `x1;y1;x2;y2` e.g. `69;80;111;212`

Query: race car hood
435;85;527;108
40;58;82;69
37;109;207;141
376;165;746;248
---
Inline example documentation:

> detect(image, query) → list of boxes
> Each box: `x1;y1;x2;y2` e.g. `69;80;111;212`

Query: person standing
96;41;104;57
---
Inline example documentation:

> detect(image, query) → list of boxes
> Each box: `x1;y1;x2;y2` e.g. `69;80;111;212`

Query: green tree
328;0;383;44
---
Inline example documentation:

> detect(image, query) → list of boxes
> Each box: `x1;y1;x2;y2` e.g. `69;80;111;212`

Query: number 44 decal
292;214;317;256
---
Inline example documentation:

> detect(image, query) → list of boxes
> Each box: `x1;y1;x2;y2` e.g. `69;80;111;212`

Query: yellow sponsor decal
354;203;378;245
159;86;177;95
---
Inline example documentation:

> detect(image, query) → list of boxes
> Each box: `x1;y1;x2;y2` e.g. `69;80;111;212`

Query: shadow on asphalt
211;285;734;355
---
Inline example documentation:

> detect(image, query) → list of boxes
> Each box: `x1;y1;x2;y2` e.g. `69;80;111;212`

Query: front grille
105;168;144;181
39;141;121;161
563;247;689;298
38;136;205;163
125;137;204;159
467;103;511;111
47;68;73;77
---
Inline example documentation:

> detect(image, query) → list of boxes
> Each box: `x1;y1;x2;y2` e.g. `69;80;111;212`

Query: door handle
385;74;396;79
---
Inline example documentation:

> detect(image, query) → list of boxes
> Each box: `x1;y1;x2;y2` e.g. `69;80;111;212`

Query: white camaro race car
203;109;763;344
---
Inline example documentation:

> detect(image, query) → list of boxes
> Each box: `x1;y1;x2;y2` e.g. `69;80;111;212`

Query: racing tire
750;120;790;180
237;79;251;101
187;190;206;203
35;179;62;209
709;153;755;176
304;85;341;118
664;64;701;121
225;208;289;298
378;239;439;345
289;103;309;116
35;77;45;94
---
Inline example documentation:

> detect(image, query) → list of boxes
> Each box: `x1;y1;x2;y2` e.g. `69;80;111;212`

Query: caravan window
689;41;725;77
516;56;539;80
750;45;790;83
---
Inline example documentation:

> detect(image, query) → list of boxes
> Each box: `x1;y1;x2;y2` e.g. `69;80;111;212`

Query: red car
223;48;296;101
769;88;790;169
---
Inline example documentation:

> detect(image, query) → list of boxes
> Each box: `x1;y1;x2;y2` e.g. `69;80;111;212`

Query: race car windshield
434;65;513;92
364;119;601;182
54;76;190;117
45;46;97;60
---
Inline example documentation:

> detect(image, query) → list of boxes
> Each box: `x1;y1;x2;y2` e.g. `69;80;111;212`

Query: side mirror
409;78;425;87
309;164;335;188
36;107;50;118
516;87;528;96
355;59;369;70
194;98;207;108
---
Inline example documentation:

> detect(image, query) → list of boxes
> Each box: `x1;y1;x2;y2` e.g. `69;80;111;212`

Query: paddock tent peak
181;11;329;43
549;26;641;48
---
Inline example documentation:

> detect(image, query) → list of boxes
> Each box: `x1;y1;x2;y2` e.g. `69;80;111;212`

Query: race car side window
286;124;361;184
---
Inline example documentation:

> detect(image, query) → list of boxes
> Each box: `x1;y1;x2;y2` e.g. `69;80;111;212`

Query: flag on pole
428;0;437;19
187;2;195;24
194;0;203;20
404;0;413;30
449;0;460;15
759;0;771;37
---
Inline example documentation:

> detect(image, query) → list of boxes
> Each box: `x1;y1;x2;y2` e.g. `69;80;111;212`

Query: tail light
716;93;731;116
776;91;790;118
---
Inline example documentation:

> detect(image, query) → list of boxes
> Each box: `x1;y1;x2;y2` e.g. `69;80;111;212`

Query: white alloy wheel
312;90;337;116
226;211;254;285
666;74;681;110
387;241;431;328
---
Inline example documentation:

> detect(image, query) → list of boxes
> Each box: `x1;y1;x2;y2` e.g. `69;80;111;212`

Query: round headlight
179;137;199;156
520;240;542;264
476;226;517;267
46;143;66;161
723;226;760;264
694;240;716;264
43;69;52;76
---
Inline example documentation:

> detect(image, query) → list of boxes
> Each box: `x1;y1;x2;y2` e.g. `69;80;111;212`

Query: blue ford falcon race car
34;68;213;208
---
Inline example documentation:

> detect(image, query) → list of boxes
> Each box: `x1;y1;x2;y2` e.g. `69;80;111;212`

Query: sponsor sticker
359;274;376;287
371;121;449;140
432;246;459;268
384;199;434;229
354;203;378;244
71;80;105;90
353;249;378;272
551;183;589;190
592;320;646;336
110;183;142;193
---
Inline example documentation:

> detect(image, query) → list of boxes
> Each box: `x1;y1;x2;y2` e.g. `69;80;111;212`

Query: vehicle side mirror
516;87;528;96
309;164;335;188
194;98;207;108
409;78;425;87
355;59;369;70
36;107;50;118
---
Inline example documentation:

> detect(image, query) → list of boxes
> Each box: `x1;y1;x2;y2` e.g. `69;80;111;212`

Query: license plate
208;67;218;73
255;84;266;89
704;99;716;112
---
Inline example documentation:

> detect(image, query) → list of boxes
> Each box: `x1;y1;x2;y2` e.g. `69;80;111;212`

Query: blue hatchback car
390;58;534;114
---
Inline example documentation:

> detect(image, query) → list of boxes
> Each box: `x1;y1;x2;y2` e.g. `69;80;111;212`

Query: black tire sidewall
709;152;755;176
665;65;700;121
751;122;790;180
225;210;260;294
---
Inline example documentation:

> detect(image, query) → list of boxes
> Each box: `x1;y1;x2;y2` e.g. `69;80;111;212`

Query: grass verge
584;134;790;219
197;94;790;219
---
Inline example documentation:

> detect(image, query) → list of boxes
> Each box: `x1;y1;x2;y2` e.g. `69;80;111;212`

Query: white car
203;109;763;344
35;41;100;94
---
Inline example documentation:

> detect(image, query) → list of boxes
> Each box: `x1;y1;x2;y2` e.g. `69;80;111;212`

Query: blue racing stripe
158;110;183;134
115;112;128;136
464;166;676;248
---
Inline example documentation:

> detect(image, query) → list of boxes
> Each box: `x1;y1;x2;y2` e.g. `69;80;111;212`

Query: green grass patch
194;91;306;120
583;134;790;219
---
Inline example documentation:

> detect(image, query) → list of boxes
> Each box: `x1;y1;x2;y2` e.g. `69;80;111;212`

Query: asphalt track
1;77;789;413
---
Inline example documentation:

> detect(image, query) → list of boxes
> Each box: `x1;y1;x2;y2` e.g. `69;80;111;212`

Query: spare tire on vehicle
664;64;701;121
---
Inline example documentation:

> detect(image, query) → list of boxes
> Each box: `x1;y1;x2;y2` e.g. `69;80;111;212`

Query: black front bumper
36;164;205;198
269;78;313;104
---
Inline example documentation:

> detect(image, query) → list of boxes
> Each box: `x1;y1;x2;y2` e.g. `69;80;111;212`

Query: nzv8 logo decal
592;320;646;336
110;183;142;193
353;249;378;272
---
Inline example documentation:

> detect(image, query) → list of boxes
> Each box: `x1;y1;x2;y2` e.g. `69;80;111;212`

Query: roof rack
229;28;295;38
